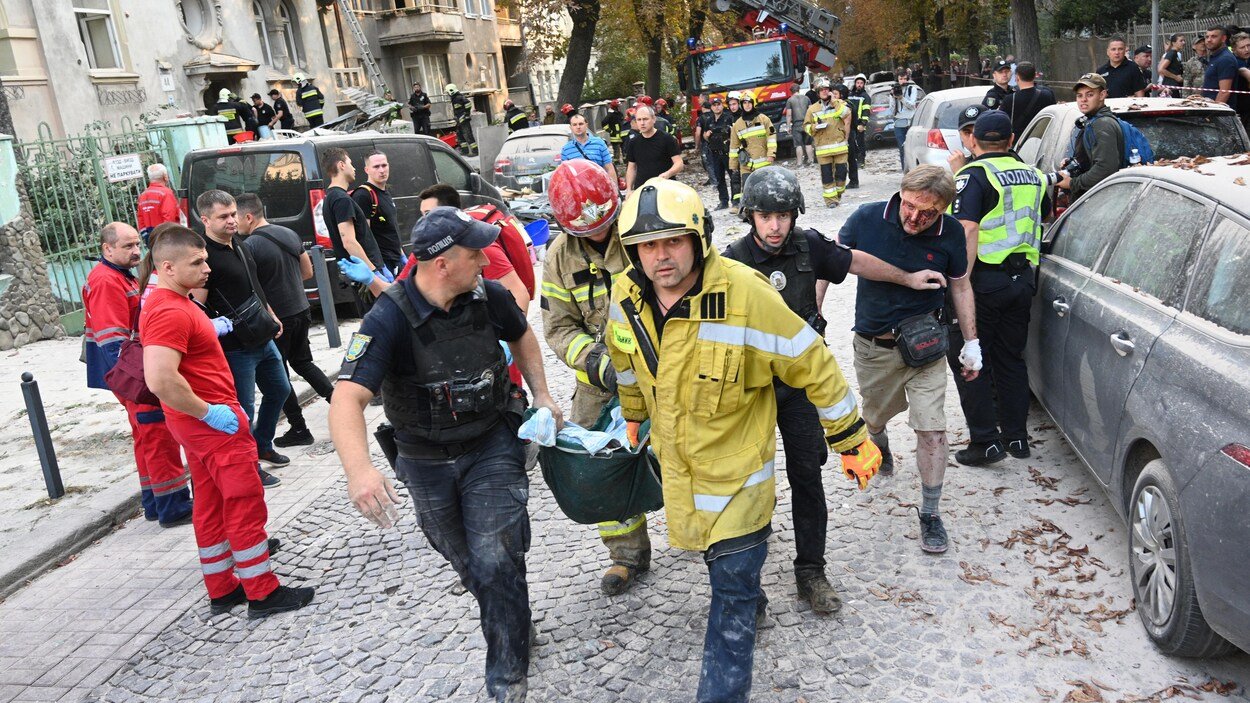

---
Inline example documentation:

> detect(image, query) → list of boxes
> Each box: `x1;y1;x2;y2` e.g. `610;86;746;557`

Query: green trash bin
524;400;664;525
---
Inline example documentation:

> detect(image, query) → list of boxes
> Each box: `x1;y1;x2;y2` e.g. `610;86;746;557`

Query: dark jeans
894;125;909;168
708;151;730;206
274;310;335;434
847;139;860;185
412;115;431;135
947;268;1035;444
396;424;531;698
697;540;768;703
225;339;290;455
774;382;828;576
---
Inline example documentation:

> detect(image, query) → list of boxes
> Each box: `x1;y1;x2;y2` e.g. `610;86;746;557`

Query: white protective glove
958;338;983;372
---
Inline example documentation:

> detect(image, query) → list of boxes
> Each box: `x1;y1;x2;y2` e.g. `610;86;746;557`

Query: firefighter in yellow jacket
728;94;776;210
606;178;881;702
541;159;654;596
804;79;853;207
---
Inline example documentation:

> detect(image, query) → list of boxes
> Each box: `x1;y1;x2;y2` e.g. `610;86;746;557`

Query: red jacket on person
137;182;179;232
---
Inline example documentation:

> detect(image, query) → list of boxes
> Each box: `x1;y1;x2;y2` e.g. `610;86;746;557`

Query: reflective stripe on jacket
803;100;850;157
953;155;1046;265
729;112;776;171
541;226;628;389
607;251;866;551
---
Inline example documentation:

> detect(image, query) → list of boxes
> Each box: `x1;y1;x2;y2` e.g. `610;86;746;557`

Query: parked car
493;125;572;193
1025;156;1250;658
1015;98;1249;214
900;86;989;172
180;132;505;311
865;82;907;145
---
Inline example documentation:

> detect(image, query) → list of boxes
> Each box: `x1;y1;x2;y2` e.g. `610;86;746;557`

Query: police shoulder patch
955;174;970;193
345;333;371;362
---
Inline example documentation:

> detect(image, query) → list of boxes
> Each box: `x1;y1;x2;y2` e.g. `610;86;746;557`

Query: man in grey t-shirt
785;85;813;166
237;193;336;447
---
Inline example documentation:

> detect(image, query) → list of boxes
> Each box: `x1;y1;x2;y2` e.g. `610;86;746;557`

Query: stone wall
0;183;65;350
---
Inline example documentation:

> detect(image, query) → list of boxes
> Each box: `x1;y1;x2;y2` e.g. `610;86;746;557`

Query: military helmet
619;179;713;261
740;166;805;218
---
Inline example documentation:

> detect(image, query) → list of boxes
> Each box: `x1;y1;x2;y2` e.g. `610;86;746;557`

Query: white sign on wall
102;154;144;183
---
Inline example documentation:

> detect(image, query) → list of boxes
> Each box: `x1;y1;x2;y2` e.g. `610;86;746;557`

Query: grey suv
1025;156;1250;657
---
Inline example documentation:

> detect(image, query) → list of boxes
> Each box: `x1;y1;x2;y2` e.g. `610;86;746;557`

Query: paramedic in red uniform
136;164;180;241
140;225;315;619
83;222;193;526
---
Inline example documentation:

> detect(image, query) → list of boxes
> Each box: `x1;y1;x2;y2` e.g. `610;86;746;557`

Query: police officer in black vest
329;207;563;703
721;167;945;615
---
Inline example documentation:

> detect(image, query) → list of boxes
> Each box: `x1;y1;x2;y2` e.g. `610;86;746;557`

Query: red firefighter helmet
656;98;668;109
626;107;637;119
561;103;575;115
503;99;515;109
609;99;621;109
549;159;620;238
638;95;654;106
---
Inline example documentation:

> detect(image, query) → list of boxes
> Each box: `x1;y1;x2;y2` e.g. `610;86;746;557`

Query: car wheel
1129;459;1234;657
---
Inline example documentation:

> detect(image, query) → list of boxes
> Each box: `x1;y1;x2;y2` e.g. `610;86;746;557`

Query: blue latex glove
200;404;239;434
337;256;374;285
500;340;513;365
210;316;233;337
376;266;396;283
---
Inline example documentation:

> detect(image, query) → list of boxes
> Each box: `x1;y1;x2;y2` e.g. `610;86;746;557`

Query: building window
278;0;305;68
464;0;479;18
253;2;274;66
402;54;451;100
481;0;494;18
73;0;123;70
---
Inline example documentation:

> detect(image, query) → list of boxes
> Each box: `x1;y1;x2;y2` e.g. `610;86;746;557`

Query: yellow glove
626;421;641;448
840;439;882;490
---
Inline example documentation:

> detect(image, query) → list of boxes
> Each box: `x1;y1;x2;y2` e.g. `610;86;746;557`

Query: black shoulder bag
212;242;279;349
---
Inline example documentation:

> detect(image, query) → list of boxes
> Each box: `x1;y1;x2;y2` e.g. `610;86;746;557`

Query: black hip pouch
893;312;948;367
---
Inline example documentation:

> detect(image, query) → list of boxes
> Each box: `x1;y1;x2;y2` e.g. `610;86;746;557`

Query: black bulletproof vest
379;282;510;445
726;229;818;324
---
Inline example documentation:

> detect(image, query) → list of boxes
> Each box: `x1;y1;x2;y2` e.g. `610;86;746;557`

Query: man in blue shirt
1202;25;1239;105
838;165;981;555
560;113;618;184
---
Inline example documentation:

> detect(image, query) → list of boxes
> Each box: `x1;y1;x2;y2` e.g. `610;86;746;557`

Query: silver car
492;125;572;193
901;86;987;173
1025;156;1250;657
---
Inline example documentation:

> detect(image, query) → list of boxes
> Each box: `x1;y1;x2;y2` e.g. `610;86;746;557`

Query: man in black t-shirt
194;190;291;484
1097;38;1148;98
269;89;295;130
624;105;682;195
237;194;335;448
350;151;404;274
320;147;389;283
1000;62;1056;139
251;94;276;139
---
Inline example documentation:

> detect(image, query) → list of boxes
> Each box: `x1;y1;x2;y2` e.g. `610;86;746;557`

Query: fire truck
679;0;842;153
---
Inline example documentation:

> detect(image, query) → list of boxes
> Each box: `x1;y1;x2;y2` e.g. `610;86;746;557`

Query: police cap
410;207;500;260
973;110;1013;141
957;104;984;130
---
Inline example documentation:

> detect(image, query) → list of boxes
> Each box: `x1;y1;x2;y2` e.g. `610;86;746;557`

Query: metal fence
1125;13;1250;63
15;119;177;332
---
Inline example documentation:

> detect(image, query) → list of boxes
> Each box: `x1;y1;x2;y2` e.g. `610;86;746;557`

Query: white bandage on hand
959;339;983;371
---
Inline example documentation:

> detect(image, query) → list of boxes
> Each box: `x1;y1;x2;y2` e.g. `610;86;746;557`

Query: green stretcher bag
525;400;664;525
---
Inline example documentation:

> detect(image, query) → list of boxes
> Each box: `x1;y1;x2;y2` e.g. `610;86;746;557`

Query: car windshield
1123;112;1246;160
693;40;789;92
189;151;306;219
500;135;567;157
936;98;985;129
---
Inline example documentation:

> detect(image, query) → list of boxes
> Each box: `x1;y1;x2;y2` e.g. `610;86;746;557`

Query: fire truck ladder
712;0;841;54
338;0;388;96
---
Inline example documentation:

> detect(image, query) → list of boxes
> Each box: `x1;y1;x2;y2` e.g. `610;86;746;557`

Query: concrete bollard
21;372;64;500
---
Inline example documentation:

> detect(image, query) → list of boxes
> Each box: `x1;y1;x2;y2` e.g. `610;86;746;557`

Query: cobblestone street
2;147;1246;703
